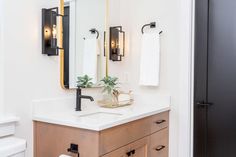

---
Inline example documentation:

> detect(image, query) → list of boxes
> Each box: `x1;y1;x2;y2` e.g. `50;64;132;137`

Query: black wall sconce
42;7;63;56
109;26;125;61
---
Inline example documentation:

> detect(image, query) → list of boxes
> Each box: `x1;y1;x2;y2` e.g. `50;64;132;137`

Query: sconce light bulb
52;24;57;39
111;41;115;49
119;32;124;56
44;27;51;40
116;39;119;48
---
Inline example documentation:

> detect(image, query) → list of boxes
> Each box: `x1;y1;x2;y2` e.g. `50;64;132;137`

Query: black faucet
76;88;94;111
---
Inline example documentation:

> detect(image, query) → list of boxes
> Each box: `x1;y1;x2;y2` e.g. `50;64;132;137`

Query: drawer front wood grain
150;111;169;133
150;128;169;157
99;116;151;156
102;137;150;157
34;122;99;157
129;136;150;157
101;141;131;157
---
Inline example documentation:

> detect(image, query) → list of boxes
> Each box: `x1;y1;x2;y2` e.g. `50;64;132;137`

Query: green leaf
77;75;94;88
100;76;119;95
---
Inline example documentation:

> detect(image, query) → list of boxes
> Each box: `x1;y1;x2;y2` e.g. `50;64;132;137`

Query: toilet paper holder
67;143;80;157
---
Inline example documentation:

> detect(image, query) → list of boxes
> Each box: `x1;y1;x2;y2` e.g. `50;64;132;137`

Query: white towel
59;155;72;157
139;32;160;86
82;37;100;84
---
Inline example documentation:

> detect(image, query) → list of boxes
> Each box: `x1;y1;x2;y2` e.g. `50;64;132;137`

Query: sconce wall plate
42;7;60;56
109;26;125;61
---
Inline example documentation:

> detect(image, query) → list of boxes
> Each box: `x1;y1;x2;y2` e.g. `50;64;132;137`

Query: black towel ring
89;28;99;39
141;22;163;34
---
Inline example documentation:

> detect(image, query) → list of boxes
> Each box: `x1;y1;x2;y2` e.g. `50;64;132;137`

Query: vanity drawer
150;128;169;157
99;116;151;155
101;136;150;157
150;112;169;133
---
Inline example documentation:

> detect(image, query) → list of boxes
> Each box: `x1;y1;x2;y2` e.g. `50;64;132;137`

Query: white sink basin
79;112;123;119
76;111;124;124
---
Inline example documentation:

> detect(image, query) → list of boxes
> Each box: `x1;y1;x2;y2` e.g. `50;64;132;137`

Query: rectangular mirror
63;0;107;89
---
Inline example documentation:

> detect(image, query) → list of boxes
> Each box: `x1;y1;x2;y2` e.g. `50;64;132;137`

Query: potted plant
100;76;119;102
77;75;94;88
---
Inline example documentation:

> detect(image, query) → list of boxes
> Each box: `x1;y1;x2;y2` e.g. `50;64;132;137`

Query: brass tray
97;99;134;108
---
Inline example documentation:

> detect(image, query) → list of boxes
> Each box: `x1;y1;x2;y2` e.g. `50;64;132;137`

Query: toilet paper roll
59;155;72;157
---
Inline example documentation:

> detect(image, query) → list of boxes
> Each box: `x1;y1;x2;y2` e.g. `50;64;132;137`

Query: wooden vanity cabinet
34;111;169;157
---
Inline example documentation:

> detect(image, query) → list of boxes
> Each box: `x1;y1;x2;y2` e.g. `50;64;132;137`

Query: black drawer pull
126;151;132;156
67;143;80;157
155;120;166;124
126;149;135;156
131;149;135;154
155;145;166;151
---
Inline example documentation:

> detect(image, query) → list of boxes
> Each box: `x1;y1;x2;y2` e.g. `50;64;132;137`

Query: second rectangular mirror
63;0;107;89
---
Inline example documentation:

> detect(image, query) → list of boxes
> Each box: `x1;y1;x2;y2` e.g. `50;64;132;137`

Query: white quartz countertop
33;97;170;131
0;116;20;125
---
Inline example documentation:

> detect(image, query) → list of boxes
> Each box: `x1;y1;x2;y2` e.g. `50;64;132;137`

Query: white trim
0;0;5;114
190;0;196;156
178;0;194;157
64;0;74;3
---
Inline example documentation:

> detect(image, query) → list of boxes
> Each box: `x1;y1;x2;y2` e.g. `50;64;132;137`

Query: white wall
0;0;5;115
1;0;74;156
108;0;192;157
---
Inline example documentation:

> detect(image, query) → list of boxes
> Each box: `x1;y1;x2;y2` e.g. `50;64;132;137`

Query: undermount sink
76;111;124;124
79;112;122;118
